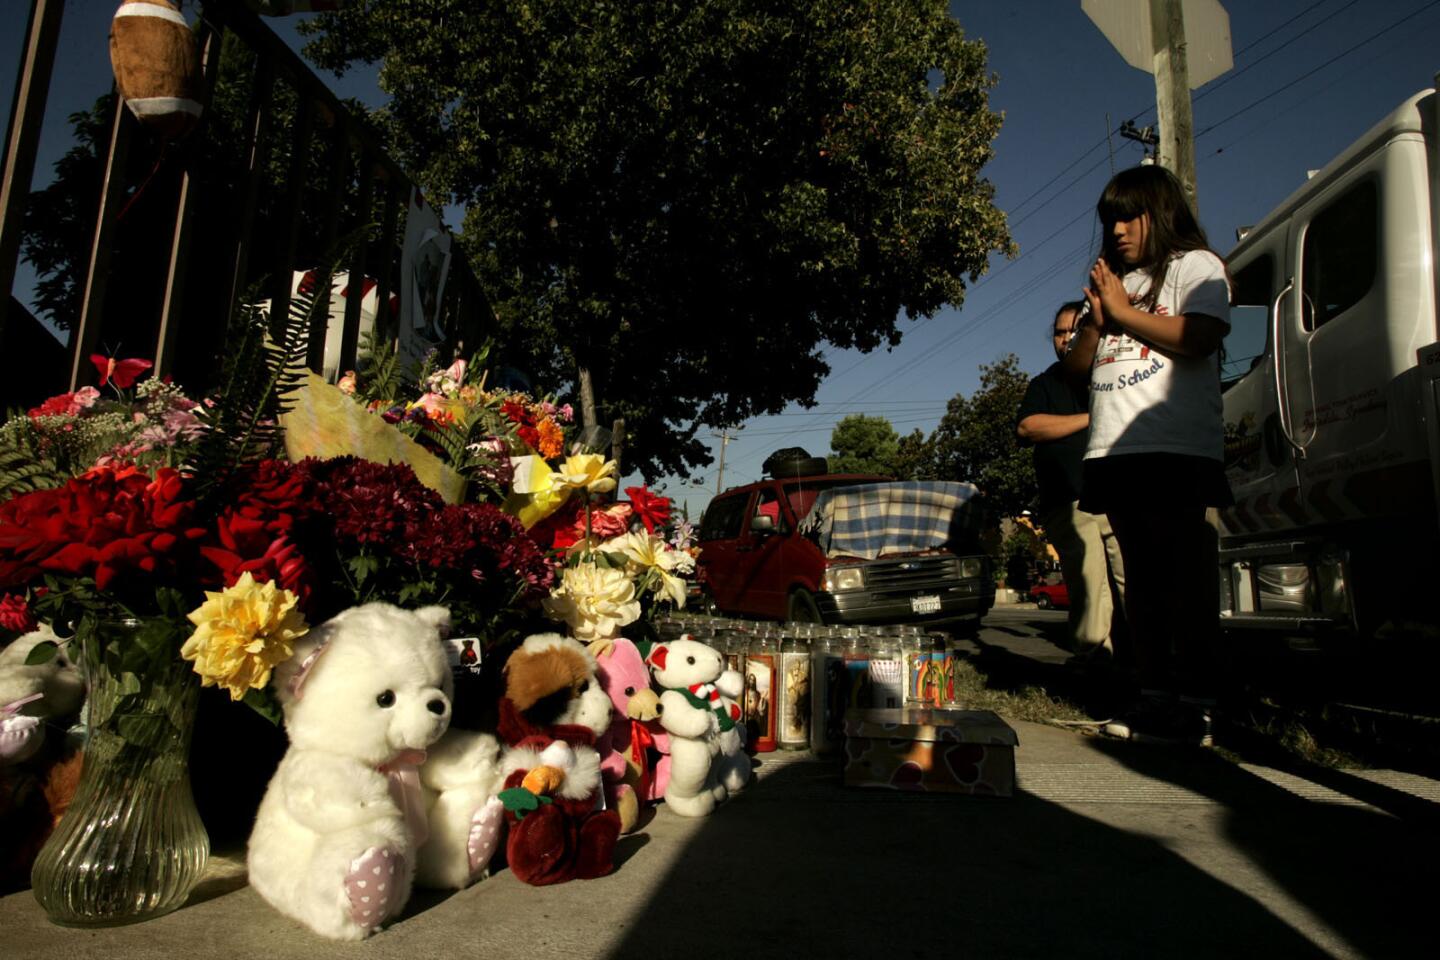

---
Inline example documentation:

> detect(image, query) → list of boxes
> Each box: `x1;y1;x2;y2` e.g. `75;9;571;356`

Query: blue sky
7;0;1440;516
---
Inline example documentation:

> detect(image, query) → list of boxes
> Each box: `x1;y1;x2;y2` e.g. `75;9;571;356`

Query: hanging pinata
109;0;202;140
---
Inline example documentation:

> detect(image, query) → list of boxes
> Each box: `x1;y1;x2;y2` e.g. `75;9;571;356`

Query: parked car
697;467;995;631
1029;581;1069;610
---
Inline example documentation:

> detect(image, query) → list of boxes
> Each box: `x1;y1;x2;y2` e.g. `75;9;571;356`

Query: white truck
1217;77;1440;639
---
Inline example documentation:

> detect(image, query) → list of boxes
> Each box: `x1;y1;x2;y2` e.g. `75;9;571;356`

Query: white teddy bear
248;603;501;940
0;625;84;766
712;669;751;795
646;635;742;818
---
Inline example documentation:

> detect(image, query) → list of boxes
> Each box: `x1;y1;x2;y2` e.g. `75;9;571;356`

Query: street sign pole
1083;0;1229;216
1150;0;1198;211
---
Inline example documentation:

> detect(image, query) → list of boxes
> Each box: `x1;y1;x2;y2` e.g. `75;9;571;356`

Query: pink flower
557;404;574;422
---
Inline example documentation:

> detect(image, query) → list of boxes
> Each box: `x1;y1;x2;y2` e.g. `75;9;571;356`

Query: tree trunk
610;417;625;475
577;364;597;430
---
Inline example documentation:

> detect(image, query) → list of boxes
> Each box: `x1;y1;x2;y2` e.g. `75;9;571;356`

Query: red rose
0;593;35;633
0;465;206;591
501;399;534;427
624;486;672;534
585;502;633;541
201;532;313;611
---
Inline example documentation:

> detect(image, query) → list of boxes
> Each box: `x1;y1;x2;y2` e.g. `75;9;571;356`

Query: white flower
607;531;689;608
543;562;642;640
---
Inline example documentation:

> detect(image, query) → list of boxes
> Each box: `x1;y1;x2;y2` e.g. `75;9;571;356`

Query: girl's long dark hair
1097;165;1215;310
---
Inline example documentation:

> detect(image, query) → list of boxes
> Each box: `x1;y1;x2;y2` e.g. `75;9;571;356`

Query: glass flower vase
31;617;210;926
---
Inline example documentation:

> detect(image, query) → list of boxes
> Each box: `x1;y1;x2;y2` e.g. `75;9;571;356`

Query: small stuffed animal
247;603;462;940
589;637;665;833
0;625;85;893
645;635;741;817
712;668;751;795
496;633;622;886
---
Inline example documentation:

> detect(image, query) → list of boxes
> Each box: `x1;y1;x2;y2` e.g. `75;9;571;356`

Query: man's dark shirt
1016;361;1088;513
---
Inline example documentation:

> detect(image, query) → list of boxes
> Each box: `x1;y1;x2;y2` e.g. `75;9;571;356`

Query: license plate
911;595;941;614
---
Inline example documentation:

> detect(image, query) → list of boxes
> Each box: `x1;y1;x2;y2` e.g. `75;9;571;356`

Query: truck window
1301;179;1378;332
1222;254;1274;387
699;494;750;541
754;488;786;532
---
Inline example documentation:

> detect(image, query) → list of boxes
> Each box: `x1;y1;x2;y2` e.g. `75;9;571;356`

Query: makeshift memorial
645;635;740;817
589;636;665;833
248;603;459;940
0;253;344;922
495;634;621;885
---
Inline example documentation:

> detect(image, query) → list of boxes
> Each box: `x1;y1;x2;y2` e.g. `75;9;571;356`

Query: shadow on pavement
603;756;1342;960
1087;735;1437;959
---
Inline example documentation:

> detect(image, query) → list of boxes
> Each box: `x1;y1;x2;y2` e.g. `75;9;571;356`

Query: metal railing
0;0;489;400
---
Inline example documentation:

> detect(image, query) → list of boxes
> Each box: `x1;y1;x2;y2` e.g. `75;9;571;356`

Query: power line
1196;0;1440;139
1191;0;1361;107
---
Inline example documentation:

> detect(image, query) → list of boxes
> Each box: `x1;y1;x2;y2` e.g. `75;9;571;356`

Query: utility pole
1150;0;1198;212
712;430;736;495
1083;0;1230;217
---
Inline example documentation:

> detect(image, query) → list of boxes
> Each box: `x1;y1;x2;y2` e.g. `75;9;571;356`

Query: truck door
1286;138;1433;529
1221;236;1298;538
698;491;753;612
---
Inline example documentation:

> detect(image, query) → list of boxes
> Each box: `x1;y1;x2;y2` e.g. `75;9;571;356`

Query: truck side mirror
750;514;776;534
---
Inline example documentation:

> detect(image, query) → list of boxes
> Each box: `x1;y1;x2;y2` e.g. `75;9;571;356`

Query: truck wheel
787;590;824;624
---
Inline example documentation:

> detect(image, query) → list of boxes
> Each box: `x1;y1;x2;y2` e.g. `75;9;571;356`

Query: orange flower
537;417;565;459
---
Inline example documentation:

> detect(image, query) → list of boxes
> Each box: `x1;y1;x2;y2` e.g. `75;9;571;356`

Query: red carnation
0;593;36;633
624;486;672;534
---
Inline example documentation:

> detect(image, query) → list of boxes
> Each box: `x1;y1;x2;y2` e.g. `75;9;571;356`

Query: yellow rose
554;454;618;495
181;572;309;701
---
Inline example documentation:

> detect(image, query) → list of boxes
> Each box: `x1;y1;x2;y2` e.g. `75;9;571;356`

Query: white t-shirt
1084;249;1231;462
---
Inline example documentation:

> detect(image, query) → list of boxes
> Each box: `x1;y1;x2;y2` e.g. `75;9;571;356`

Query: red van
696;471;995;630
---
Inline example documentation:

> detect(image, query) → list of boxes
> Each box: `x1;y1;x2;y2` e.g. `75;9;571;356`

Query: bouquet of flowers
0;355;203;502
535;479;700;642
340;338;575;504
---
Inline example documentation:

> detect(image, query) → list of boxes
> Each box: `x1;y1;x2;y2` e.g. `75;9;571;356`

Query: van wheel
787;590;824;624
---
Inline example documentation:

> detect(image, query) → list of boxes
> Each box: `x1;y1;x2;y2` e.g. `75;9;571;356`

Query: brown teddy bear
495;633;622;885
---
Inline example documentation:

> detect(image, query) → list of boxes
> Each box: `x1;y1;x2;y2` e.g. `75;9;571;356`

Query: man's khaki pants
1040;501;1125;658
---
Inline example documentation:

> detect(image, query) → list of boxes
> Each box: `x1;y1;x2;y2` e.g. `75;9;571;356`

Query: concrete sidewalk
4;713;1436;960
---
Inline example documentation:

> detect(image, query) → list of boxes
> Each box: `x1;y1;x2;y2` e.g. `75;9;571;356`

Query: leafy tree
891;428;936;481
828;414;900;475
301;0;1014;479
930;353;1035;517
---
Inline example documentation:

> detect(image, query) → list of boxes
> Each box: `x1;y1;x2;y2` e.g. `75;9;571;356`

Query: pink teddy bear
588;637;667;833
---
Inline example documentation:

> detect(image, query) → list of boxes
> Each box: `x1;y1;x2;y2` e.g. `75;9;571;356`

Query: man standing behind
1016;301;1125;666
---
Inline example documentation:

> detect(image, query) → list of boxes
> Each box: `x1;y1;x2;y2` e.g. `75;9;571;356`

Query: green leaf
23;640;58;665
242;687;284;726
498;787;540;814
